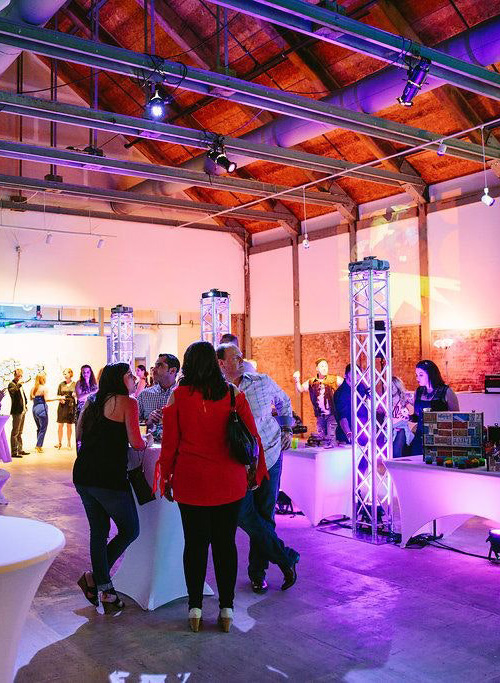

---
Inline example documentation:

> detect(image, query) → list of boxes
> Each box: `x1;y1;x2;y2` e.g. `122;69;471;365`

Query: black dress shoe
250;578;268;594
19;451;30;455
281;556;299;591
11;454;23;458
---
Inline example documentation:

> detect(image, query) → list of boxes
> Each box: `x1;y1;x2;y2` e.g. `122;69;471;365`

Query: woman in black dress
56;368;76;449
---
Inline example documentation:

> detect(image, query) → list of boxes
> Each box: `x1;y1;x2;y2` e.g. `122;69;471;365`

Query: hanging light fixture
481;126;495;206
437;141;447;157
302;187;310;249
97;238;105;249
45;232;53;245
206;136;237;174
397;57;431;107
145;87;170;121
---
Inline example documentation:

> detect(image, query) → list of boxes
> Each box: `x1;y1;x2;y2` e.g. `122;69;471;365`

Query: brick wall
431;327;500;392
251;325;500;431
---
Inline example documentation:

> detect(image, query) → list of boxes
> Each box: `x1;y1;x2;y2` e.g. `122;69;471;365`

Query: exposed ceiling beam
0;91;428;189
0;173;300;226
0;139;347;208
205;0;500;100
132;0;214;70
0;200;248;236
377;0;499;149
0;19;498;162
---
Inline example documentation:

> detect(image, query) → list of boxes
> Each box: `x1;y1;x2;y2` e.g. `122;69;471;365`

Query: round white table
0;516;65;683
113;446;213;610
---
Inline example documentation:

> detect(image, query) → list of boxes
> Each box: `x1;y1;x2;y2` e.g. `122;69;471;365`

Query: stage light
397;57;431;107
437;142;447;156
145;88;168;120
97;238;105;249
45;233;53;245
481;187;495;206
302;236;310;249
206;147;237;173
487;529;500;560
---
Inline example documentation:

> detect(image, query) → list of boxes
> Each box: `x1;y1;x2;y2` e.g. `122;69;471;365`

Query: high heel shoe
35;446;44;453
218;607;233;632
98;589;125;615
77;572;98;607
188;608;202;632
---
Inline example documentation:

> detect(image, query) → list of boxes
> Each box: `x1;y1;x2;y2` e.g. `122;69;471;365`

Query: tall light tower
109;305;134;366
200;289;231;347
349;257;393;543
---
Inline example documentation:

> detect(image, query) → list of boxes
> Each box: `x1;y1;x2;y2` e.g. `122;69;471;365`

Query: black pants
178;499;242;610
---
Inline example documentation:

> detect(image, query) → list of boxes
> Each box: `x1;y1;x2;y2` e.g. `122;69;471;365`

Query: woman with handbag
73;362;148;613
154;341;266;633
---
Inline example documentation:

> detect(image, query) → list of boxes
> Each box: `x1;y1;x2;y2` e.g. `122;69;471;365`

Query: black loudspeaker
488;424;500;444
374;320;386;359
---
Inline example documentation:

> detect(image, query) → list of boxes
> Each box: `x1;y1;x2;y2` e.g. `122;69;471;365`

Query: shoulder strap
229;383;236;409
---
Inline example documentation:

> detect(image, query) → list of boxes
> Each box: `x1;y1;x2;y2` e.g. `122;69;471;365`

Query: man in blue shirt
334;364;368;444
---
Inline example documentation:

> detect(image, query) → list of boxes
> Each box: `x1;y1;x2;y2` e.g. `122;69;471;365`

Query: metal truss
206;0;500;101
349;257;393;543
0;20;498;163
109;305;134;367
0;91;426;190
200;289;231;348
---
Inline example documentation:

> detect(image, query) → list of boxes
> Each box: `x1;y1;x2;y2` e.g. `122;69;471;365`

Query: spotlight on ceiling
97;238;105;249
302;236;310;250
45;233;53;245
145;88;169;120
397;57;431;107
206;146;237;173
487;529;500;561
437;142;447;156
481;187;495;207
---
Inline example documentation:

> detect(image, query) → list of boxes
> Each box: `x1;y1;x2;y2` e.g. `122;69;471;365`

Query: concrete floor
2;447;500;682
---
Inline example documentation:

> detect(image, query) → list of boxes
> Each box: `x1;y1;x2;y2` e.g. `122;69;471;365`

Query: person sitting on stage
293;359;338;444
137;353;180;428
391;376;415;458
410;360;459;455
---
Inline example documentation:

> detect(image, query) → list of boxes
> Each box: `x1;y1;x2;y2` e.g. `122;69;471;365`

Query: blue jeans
238;453;299;582
75;485;139;591
33;402;48;447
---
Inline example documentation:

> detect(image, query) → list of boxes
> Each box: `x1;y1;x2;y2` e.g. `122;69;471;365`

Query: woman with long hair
391;376;414;458
154;341;266;633
73;362;148;613
75;364;98;420
134;364;149;397
410;360;459;455
56;368;76;450
30;371;64;453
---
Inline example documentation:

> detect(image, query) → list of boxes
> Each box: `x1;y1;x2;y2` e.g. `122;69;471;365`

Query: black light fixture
145;87;170;121
397;57;431;107
206;136;237;173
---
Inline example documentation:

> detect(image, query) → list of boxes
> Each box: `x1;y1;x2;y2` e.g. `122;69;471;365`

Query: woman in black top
411;360;459;455
73;362;147;613
56;368;76;449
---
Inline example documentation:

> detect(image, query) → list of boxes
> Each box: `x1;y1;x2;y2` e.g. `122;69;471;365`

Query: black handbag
227;384;259;466
128;462;155;505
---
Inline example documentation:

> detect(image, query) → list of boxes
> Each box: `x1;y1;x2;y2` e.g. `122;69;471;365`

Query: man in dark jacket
8;368;29;457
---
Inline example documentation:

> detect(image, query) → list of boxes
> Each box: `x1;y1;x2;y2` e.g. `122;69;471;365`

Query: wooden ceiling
29;0;500;233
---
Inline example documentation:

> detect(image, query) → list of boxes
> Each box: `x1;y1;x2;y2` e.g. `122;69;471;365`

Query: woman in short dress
56;368;76;449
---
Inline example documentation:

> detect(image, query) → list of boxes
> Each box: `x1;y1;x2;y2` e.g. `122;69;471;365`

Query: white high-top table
281;444;352;525
0;516;65;683
386;455;500;547
113;445;213;610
